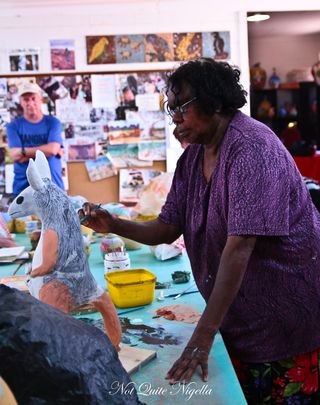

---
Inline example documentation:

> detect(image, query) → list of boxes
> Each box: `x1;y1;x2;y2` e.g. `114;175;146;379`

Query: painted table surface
1;234;246;405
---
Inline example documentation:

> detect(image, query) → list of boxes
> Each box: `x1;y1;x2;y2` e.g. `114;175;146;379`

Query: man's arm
9;142;62;163
166;234;256;383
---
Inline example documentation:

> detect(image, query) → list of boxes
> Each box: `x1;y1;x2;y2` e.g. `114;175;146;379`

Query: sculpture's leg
39;280;73;313
92;292;122;351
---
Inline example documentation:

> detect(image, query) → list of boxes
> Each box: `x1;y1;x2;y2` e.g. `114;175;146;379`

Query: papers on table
0;246;25;262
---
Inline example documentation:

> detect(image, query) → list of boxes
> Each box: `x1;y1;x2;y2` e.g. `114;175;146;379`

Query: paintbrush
164;290;199;299
173;282;197;300
80;204;102;224
118;306;145;316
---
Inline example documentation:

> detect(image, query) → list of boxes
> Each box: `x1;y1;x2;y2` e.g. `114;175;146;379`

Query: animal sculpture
8;151;122;349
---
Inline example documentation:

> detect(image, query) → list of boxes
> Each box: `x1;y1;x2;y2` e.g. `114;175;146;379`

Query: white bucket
104;252;131;273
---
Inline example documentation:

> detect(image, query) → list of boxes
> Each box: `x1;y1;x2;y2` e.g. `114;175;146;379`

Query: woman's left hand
165;346;210;384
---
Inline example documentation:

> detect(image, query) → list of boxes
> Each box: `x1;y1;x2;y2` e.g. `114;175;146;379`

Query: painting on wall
115;34;145;63
144;33;174;62
50;39;75;70
85;31;231;65
86;36;116;64
173;32;202;61
9;48;40;72
202;31;230;60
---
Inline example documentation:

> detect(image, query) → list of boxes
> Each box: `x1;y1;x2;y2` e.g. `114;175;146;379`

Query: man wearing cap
6;82;64;196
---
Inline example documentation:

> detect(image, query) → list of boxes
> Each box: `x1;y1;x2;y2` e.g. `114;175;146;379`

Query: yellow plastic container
105;269;156;308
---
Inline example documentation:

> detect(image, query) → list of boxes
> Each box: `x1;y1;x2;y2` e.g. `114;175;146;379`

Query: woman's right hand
78;202;114;233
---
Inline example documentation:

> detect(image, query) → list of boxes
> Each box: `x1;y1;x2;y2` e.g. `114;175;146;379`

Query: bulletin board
0;70;169;203
67;160;166;204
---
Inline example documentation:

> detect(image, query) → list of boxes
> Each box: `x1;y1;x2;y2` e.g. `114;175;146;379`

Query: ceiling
248;11;320;38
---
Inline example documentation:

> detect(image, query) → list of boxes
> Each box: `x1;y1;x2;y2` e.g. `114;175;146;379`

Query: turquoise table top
0;234;246;405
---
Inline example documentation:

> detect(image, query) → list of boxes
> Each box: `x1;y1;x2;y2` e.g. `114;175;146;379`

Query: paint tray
105;269;156;308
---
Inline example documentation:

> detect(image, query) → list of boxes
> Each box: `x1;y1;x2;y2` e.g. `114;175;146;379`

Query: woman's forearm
112;217;181;245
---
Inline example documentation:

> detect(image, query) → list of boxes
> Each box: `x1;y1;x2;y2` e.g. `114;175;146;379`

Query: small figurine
8;151;122;349
311;55;320;86
250;62;267;89
269;67;281;89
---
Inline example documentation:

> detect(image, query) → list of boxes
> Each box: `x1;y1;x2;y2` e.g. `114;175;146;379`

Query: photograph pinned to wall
137;72;167;95
63;123;75;139
59;75;82;100
138;140;166;161
202;31;230;60
115;73;138;108
86;36;116;65
144;33;174;62
119;168;162;203
50;39;75;70
0;147;5;193
73;123;105;141
9;48;40;72
55;97;92;123
37;76;69;102
89;107;115;125
126;110;166;140
115;34;145;63
85;155;116;182
173;33;202;61
108;143;151;168
91;74;117;109
0;109;11;128
135;93;160;112
67;142;97;161
107;120;140;145
0;79;7;97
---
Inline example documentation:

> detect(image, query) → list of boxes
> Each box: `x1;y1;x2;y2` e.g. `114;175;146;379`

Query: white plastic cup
104;252;131;273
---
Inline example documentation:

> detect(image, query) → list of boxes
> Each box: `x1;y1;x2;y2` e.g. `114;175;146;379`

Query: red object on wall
294;155;320;183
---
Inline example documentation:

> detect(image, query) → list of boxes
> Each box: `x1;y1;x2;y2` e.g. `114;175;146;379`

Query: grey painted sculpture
8;150;121;349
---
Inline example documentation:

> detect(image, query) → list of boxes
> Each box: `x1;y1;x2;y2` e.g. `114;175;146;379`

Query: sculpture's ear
34;150;51;180
26;159;45;191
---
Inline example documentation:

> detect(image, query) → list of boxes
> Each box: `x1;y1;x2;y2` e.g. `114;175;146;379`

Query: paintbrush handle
80;204;102;224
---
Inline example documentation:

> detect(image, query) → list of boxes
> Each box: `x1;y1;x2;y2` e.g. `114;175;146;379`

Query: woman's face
167;83;218;147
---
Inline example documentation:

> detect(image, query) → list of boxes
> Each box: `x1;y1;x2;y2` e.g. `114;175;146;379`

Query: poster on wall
108;143;151;167
173;32;202;61
138;140;166;161
115;34;145;63
144;33;174;62
50;39;75;70
202;31;230;60
119;168;162;203
67;142;97;161
85;155;116;181
91;74;117;108
86;36;116;65
9;48;40;72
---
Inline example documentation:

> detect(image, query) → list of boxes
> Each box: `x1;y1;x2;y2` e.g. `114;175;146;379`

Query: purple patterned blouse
159;111;320;362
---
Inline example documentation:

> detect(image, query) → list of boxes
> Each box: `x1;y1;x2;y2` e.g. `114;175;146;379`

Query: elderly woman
79;58;320;404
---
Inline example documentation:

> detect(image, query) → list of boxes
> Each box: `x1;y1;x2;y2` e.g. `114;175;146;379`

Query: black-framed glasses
167;97;197;118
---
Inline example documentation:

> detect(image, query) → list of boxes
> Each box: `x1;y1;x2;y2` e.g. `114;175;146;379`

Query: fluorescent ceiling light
247;13;270;22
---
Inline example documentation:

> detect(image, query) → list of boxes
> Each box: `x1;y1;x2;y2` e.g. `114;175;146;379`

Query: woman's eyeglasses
167;97;197;118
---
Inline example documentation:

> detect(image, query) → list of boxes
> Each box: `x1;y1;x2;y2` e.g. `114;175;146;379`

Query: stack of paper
0;246;25;263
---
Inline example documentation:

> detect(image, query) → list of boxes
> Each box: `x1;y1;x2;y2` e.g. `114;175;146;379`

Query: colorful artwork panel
202;31;230;60
115;34;145;63
144;33;174;62
173;32;202;61
86;36;116;64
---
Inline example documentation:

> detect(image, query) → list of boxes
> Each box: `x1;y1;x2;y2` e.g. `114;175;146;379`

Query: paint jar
100;234;125;259
104;251;131;274
25;220;39;236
